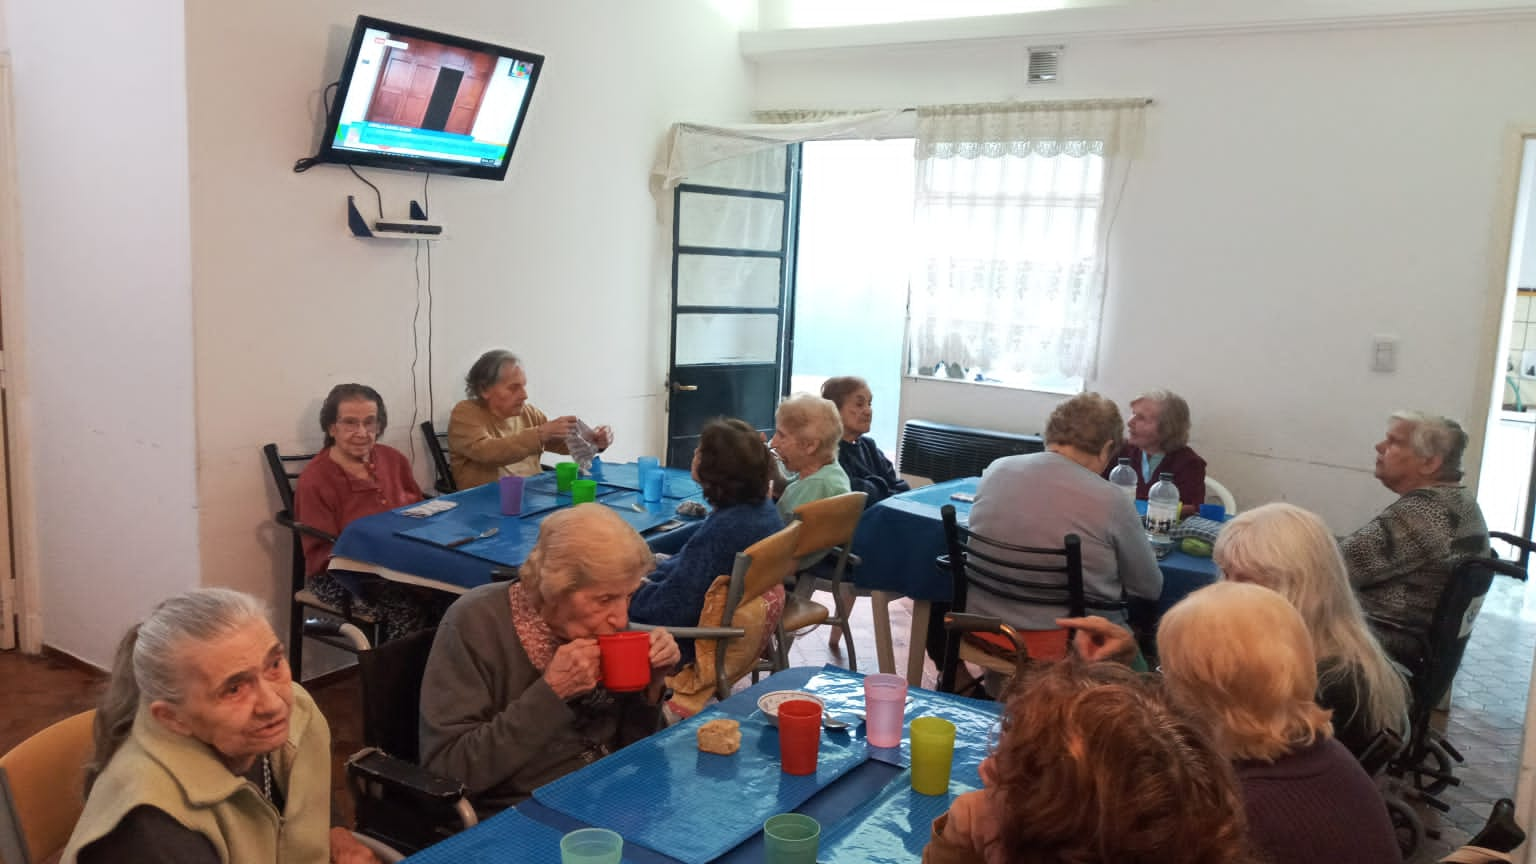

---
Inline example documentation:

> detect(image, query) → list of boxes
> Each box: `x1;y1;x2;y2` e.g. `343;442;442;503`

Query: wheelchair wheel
1387;796;1423;861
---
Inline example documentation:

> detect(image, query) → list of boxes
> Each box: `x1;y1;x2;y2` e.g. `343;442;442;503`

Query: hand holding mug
647;627;680;674
543;638;602;700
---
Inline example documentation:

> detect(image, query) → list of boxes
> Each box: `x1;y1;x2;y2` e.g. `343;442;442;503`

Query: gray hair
776;393;843;462
87;589;270;793
1134;389;1192;451
465;349;520;399
519;504;654;612
1390;410;1468;481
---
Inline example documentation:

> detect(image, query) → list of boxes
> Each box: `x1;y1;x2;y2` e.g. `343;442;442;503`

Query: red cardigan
294;445;423;577
1105;443;1207;515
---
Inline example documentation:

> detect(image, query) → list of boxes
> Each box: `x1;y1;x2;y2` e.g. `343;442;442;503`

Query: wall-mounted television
319;15;544;181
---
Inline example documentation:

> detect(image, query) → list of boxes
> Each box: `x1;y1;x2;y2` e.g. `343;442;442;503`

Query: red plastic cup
597;632;651;692
777;698;823;776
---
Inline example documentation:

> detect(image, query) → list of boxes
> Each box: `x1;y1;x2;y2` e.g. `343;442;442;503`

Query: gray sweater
418;583;663;811
966;451;1163;630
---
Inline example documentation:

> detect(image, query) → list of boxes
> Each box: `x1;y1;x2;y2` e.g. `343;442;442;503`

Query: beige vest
62;684;332;864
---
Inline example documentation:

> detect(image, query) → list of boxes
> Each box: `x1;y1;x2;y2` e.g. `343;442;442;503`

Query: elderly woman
63;589;375;864
1105;389;1205;516
447;349;613;488
419;505;680;811
1159;582;1401;864
629;418;783;658
770;393;851;521
1216;503;1409;757
821;376;909;505
295;383;449;641
1342;411;1489;668
924;659;1256;864
967;392;1161;632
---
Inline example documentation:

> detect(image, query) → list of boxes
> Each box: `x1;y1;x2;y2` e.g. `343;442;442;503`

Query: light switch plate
1372;336;1398;373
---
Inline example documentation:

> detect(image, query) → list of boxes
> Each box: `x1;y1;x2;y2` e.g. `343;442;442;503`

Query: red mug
777;698;823;776
598;632;651;693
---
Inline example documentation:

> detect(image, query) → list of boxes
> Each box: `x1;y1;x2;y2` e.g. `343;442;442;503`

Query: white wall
185;2;754;639
3;0;200;666
754;18;1536;532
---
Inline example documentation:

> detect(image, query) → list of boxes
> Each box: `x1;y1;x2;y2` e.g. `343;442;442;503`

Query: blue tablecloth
330;465;703;591
850;477;1220;615
412;666;1003;864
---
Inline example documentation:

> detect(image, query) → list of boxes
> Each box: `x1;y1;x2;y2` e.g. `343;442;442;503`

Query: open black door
664;145;799;467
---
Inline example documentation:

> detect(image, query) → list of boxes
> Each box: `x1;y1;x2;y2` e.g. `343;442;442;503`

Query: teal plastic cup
560;827;623;864
763;813;819;864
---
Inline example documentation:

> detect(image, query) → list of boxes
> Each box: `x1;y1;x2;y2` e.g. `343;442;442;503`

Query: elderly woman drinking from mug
63;588;375;864
295;383;449;641
448;349;613;488
770;393;851;522
419;504;680;812
821;376;909;505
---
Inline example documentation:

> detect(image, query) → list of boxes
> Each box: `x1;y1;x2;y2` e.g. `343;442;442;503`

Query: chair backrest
1204;476;1237;513
725;522;803;620
357;627;439;764
0;710;96;864
789;492;866;558
262;442;317;517
1403;555;1524;744
937;503;1087;692
420;422;457;495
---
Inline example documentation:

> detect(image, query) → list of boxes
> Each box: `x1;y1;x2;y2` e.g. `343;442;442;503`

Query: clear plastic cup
863;673;907;748
560;827;622;864
763;813;820;864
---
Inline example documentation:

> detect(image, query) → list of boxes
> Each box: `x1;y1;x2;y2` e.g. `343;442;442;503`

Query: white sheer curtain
908;99;1147;388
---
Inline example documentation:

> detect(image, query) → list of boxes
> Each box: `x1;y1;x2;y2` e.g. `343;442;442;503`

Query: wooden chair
779;492;867;670
0;709;95;864
420;421;456;495
644;522;801;714
936;503;1102;693
262;443;375;680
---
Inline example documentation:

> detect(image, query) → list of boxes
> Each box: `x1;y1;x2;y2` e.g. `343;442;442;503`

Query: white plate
756;690;826;726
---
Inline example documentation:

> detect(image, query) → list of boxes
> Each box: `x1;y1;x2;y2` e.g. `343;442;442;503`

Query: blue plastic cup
636;456;660;491
1199;502;1226;522
643;469;665;503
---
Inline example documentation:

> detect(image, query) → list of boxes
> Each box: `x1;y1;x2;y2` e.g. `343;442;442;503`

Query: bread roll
696;718;741;755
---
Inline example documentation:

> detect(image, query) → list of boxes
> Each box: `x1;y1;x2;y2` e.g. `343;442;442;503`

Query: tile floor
3;580;1531;862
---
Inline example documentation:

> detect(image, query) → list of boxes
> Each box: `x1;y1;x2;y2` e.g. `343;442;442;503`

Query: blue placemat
401;807;643;864
599;493;689;534
793;667;1001;767
396;512;542;568
533;707;869;864
819;766;982;864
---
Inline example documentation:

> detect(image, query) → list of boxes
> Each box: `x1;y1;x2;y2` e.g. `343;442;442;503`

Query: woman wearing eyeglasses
294;383;449;640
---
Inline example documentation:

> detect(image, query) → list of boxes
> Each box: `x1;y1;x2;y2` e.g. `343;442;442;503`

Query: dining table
328;461;707;592
848;477;1222;685
399;664;1002;864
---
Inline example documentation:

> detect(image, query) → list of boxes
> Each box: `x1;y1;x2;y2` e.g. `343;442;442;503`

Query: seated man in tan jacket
448;349;612;488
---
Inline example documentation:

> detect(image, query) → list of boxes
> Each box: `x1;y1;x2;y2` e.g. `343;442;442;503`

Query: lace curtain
909;99;1147;387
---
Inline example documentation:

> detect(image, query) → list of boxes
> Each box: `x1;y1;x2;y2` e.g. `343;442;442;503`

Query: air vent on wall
1028;45;1062;84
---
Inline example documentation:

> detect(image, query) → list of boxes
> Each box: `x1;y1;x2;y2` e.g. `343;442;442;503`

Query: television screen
319;16;544;181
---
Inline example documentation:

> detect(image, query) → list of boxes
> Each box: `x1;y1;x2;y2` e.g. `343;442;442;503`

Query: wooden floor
3;583;1526;862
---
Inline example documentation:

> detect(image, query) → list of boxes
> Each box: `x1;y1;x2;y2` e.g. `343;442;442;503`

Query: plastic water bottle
1108;457;1137;501
1144;472;1180;556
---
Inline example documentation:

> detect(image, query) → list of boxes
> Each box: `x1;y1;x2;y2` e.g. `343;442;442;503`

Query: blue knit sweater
629;499;784;661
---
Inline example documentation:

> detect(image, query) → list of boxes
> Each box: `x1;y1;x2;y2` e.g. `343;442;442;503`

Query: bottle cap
1159;472;1174;480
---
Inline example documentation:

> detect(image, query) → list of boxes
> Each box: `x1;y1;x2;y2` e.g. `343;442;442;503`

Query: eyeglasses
335;417;380;433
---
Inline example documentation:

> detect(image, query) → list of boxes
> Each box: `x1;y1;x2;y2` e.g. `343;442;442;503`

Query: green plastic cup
560;827;623;864
556;462;579;493
763;813;819;864
910;716;957;795
572;478;598;504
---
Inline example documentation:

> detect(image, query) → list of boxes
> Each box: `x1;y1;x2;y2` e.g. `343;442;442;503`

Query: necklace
261;753;273;801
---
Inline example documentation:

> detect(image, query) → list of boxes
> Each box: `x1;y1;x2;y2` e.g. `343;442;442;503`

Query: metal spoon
822;713;860;732
446;526;499;548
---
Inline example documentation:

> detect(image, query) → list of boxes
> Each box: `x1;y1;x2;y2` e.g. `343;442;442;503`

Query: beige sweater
63;685;332;864
447;398;569;488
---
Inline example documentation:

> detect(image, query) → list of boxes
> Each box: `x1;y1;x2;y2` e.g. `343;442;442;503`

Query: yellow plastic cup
909;716;956;795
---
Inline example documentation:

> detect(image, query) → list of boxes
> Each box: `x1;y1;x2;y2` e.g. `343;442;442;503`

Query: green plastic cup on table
560;827;623;864
556;462;579;493
763;813;820;864
910;716;957;795
572;478;598;504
